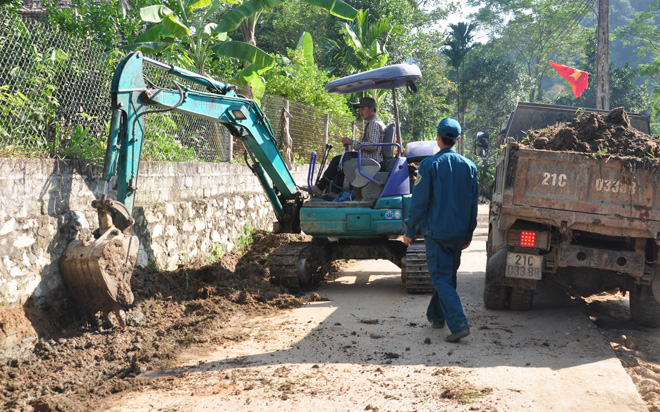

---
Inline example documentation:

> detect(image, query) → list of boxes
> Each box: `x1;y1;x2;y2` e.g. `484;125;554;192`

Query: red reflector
520;231;537;247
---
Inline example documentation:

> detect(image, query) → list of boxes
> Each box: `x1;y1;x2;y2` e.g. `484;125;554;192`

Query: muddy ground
0;231;325;412
3;214;660;411
527;107;660;159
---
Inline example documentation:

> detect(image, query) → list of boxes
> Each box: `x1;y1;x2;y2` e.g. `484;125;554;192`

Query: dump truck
485;102;660;326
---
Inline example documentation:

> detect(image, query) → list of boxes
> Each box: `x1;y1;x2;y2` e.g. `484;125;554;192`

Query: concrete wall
0;158;309;308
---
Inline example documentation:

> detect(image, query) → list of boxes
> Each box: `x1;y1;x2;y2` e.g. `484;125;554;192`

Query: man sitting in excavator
310;97;386;198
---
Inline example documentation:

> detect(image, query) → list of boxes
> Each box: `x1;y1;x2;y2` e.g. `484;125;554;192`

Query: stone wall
0;158;309;309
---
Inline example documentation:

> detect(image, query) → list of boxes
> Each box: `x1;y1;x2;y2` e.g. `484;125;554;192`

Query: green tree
45;0;148;50
129;0;275;100
616;0;660;133
442;22;477;129
397;31;453;142
461;42;528;144
551;32;652;115
215;0;358;48
470;0;590;102
323;9;392;76
253;0;337;57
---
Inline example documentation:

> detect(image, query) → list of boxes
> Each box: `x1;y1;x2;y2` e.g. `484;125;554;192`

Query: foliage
0;0;21;13
56;122;106;162
263;44;355;152
0;44;68;156
615;0;660;133
44;0;148;51
470;0;590;102
263;48;352;120
253;0;338;57
465;149;497;200
550;31;653;115
237;220;255;251
322;9;392;78
460;43;528;144
443;21;478;138
216;0;357;48
142;113;200;162
397;33;454;142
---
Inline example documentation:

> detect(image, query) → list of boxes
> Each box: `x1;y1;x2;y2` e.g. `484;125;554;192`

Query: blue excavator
59;52;437;321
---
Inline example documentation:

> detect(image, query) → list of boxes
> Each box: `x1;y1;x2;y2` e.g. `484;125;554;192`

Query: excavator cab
269;64;434;292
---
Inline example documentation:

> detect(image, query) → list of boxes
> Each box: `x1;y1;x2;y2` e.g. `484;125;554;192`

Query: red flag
549;62;589;98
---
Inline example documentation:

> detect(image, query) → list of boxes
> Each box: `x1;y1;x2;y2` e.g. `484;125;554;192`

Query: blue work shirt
404;147;479;242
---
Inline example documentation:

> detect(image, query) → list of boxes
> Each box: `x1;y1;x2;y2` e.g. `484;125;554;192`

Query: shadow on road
143;252;616;377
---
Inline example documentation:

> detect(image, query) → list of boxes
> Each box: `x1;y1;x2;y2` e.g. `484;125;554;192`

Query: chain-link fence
0;9;112;160
0;8;360;166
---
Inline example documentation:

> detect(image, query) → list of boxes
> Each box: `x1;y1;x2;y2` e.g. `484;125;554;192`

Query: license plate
506;253;543;280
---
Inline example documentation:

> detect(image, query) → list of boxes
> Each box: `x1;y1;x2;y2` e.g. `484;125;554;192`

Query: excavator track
269;242;320;293
402;240;434;294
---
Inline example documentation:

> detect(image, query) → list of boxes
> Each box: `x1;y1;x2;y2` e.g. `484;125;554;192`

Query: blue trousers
424;237;469;333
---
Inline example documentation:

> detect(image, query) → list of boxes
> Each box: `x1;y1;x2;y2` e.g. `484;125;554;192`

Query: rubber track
269;242;313;292
404;240;434;294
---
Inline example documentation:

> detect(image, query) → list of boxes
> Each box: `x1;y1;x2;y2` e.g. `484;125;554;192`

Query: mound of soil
527;107;660;158
0;231;310;412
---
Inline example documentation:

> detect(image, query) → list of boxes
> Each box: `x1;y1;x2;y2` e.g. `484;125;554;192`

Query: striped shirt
351;114;386;163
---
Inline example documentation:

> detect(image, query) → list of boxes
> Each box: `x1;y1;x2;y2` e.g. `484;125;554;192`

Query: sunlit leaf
189;0;212;10
204;23;217;34
162;14;191;38
297;32;314;66
214;0;284;34
140;5;173;23
303;0;357;20
212;41;275;67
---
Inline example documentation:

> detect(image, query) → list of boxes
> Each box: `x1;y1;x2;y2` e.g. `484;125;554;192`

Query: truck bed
493;144;660;239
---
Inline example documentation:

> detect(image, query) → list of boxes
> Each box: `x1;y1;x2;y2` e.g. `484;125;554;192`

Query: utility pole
596;0;610;110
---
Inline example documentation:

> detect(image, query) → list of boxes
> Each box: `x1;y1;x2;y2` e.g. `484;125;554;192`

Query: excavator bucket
59;226;139;322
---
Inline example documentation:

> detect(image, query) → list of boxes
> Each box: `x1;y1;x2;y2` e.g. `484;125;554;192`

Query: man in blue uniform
403;118;479;343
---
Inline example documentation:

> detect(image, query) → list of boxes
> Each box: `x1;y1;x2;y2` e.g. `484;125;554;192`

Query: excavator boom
59;52;302;322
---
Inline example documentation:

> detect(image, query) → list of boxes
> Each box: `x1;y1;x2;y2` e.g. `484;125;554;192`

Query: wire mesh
1;8;359;165
0;10;111;160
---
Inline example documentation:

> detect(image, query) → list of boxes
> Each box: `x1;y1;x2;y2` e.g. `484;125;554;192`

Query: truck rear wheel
630;285;660;328
509;288;534;311
483;278;508;309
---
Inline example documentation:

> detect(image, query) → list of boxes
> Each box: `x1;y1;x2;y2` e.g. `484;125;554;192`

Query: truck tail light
506;229;550;250
520;231;536;247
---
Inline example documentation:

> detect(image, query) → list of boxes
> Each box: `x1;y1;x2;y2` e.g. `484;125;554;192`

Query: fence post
323;114;329;152
352;120;356;140
281;99;293;168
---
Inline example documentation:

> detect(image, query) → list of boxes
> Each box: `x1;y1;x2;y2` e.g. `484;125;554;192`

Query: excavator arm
106;52;301;232
59;52;302;323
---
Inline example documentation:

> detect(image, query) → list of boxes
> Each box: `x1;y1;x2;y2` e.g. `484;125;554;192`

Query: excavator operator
311;97;386;198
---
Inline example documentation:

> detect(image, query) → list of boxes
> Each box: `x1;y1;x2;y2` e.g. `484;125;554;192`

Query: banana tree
215;0;358;47
323;10;392;105
128;0;274;101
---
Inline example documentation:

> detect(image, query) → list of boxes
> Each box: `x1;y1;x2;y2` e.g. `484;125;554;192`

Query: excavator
58;52;437;321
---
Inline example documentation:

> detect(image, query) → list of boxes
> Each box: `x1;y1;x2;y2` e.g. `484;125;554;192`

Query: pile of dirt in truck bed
527;107;660;158
0;231;312;412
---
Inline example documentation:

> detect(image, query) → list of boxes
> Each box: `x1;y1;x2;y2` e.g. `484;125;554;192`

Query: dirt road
98;206;648;412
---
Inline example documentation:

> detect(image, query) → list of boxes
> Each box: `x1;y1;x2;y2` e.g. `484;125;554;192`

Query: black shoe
445;328;470;343
431;320;445;329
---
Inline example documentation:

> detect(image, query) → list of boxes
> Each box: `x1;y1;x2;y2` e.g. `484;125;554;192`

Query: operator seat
344;123;396;189
380;123;397;169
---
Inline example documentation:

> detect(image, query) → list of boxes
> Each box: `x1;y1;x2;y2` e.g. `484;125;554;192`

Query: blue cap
436;118;461;140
